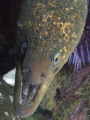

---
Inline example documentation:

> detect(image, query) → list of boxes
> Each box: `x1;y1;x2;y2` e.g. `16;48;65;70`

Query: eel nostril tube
41;73;46;80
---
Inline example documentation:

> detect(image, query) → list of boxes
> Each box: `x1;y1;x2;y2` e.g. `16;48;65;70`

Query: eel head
14;51;55;118
14;48;71;118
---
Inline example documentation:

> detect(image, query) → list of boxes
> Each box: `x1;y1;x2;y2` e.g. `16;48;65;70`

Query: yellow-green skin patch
14;0;87;118
17;0;87;56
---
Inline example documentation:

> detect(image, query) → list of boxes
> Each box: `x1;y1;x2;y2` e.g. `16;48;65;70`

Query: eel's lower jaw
14;77;43;118
14;70;48;118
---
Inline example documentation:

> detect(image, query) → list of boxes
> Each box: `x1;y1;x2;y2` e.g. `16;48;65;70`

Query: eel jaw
19;81;41;106
14;64;53;118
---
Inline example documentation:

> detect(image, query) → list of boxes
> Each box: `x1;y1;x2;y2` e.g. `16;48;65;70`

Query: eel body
14;0;87;118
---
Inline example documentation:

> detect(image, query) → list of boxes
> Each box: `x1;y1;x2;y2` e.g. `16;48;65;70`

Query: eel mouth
14;64;53;118
19;80;41;106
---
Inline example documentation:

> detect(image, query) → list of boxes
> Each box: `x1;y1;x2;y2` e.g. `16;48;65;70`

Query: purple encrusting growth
68;37;90;71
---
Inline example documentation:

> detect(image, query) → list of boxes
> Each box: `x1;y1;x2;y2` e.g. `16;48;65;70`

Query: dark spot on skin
62;33;65;38
40;73;46;80
53;67;59;73
59;23;63;28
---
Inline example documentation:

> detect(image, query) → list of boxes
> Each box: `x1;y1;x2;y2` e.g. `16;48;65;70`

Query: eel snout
21;53;52;85
22;65;47;85
14;53;52;118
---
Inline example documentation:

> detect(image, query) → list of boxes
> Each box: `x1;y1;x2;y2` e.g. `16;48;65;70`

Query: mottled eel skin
14;0;87;118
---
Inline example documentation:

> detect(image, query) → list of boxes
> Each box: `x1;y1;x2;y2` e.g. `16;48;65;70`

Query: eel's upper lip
19;80;42;106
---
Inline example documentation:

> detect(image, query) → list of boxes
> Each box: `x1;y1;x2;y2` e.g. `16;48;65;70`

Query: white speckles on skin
4;111;9;116
9;95;13;102
0;92;3;98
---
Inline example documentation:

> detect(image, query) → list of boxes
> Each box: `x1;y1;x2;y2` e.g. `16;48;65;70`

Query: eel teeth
20;81;41;106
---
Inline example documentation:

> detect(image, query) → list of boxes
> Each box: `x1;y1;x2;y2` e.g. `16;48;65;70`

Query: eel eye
21;42;27;55
54;53;60;65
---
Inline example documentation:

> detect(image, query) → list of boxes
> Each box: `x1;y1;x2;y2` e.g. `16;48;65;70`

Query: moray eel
14;0;87;118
